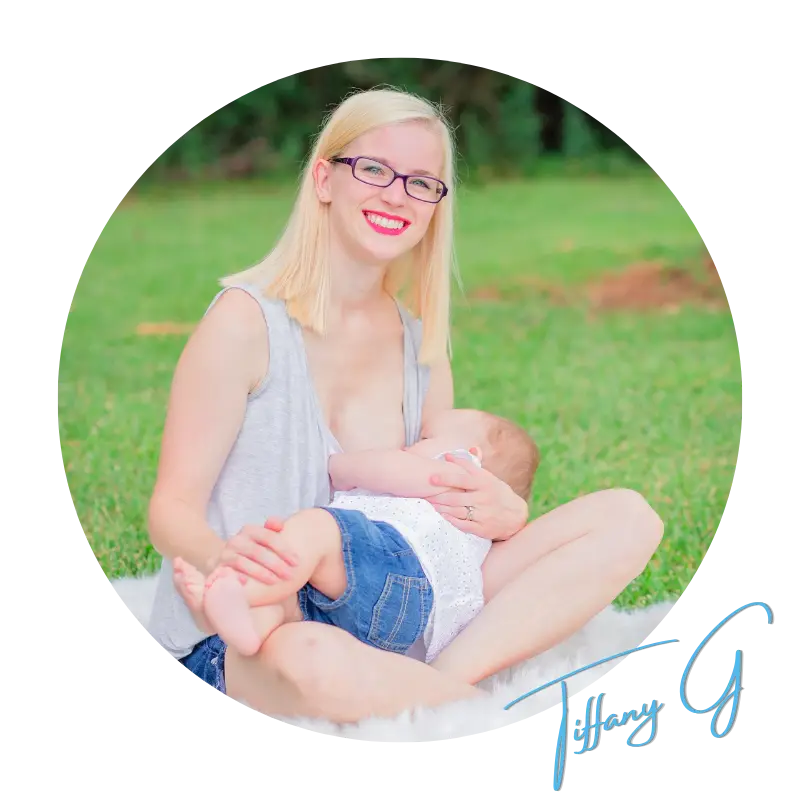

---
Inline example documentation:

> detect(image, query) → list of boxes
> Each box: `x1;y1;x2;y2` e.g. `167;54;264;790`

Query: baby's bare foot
204;568;262;657
173;558;214;634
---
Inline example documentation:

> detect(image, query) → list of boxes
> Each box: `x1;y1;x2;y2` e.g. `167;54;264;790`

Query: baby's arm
329;450;469;498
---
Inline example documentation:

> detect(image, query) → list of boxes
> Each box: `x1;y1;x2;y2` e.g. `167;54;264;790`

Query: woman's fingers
263;516;285;533
252;527;300;567
227;554;282;585
438;511;483;536
430;455;482;491
220;547;289;583
224;528;297;578
429;472;475;491
429;501;466;518
428;490;482;509
446;452;483;473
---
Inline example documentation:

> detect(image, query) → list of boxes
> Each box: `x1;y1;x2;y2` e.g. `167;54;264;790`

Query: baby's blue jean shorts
298;507;433;654
180;507;432;693
179;633;226;694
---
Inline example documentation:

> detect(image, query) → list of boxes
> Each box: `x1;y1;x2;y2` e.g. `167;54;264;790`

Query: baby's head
408;409;540;500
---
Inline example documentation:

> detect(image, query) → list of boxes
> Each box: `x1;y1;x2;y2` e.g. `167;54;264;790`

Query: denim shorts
298;507;433;655
180;634;227;694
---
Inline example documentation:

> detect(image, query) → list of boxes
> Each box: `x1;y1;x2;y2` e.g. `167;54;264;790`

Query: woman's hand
212;517;299;584
428;455;529;541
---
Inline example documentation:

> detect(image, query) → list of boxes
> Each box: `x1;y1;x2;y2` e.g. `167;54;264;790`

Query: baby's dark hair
479;413;540;501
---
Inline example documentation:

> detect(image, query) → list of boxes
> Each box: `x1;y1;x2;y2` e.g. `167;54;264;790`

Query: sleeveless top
147;283;430;658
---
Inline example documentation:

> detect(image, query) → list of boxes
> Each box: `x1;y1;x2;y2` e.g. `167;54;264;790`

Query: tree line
138;59;643;185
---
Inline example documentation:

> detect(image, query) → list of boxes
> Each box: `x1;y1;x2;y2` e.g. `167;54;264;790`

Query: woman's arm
421;357;454;424
329;450;469;498
419;356;528;540
148;289;273;574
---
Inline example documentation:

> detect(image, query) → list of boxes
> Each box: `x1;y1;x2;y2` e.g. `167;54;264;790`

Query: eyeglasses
329;156;448;204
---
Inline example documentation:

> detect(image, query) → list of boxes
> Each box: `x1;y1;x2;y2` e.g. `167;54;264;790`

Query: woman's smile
362;209;411;236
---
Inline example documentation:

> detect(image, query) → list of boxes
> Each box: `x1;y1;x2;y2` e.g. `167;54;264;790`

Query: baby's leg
204;509;346;655
173;557;213;634
174;559;298;643
241;595;302;642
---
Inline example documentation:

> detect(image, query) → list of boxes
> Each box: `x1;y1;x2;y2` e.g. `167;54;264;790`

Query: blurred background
139;58;639;185
60;59;741;609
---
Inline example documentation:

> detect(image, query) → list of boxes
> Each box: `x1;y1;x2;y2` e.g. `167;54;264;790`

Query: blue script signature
504;602;774;791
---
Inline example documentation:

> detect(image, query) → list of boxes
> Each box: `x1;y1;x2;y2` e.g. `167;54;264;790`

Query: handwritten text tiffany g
504;602;774;791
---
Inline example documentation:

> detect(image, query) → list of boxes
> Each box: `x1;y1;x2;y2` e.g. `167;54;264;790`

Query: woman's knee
257;623;356;710
602;488;664;562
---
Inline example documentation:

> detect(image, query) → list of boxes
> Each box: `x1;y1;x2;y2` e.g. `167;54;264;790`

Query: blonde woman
147;87;663;722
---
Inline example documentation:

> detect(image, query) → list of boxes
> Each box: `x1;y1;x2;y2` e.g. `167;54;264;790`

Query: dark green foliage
143;56;641;182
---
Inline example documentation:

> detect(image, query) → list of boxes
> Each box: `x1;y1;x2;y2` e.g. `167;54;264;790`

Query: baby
174;408;539;664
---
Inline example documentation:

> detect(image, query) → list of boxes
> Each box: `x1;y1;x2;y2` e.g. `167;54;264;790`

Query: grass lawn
59;174;741;608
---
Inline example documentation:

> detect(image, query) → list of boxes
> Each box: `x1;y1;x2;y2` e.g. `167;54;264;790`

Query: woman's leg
217;509;483;722
430;488;664;684
224;622;484;722
200;490;662;723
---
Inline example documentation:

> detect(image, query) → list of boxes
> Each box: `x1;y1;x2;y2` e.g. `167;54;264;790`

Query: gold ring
466;505;475;522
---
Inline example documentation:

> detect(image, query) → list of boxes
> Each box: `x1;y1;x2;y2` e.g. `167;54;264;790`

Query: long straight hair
221;87;458;364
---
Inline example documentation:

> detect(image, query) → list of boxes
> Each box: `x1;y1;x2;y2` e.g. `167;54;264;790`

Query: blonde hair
221;87;458;364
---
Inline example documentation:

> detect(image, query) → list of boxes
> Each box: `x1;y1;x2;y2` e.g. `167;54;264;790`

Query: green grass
59;174;741;608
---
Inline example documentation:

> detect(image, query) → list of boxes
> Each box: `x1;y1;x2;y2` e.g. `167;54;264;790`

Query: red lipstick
362;210;411;236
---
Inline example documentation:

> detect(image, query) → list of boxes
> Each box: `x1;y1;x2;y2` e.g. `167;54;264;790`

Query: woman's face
314;121;445;267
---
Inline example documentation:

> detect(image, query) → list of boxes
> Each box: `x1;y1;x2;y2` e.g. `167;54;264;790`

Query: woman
147;87;663;723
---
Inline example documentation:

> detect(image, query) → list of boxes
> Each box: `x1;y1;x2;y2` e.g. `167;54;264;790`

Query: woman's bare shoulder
189;287;270;388
201;287;268;338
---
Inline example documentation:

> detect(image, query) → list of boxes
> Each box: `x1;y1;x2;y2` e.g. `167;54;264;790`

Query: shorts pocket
373;520;416;558
367;573;430;653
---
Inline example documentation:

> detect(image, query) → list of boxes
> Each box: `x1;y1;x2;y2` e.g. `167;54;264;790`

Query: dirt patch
467;285;504;302
515;275;572;305
490;253;727;312
585;257;726;311
468;275;571;305
136;322;196;336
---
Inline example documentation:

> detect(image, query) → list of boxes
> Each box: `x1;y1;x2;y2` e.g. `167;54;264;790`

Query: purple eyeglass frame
330;156;448;203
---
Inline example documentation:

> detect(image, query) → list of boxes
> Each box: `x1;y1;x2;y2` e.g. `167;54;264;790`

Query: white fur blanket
113;575;674;740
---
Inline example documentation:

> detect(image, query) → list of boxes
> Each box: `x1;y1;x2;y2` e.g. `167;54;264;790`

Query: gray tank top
147;284;430;657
